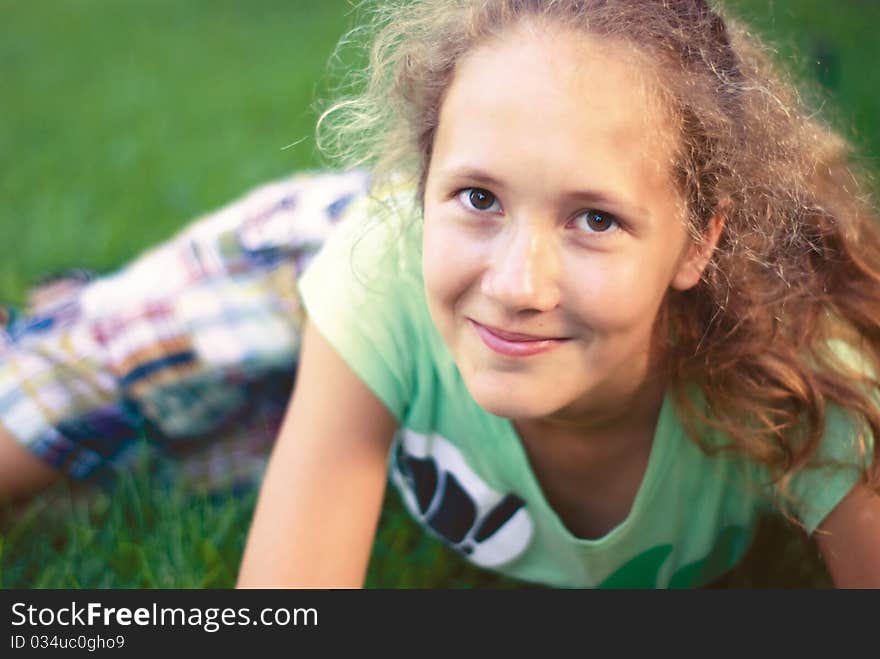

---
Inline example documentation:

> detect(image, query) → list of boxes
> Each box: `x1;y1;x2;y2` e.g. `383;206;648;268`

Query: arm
236;318;397;588
815;480;880;588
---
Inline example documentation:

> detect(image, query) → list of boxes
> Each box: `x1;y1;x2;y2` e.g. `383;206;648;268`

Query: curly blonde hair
318;0;880;518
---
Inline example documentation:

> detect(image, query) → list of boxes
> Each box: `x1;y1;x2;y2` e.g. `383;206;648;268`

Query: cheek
421;217;482;309
564;253;670;331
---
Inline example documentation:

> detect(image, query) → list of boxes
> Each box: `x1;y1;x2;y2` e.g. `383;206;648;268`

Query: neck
513;370;668;455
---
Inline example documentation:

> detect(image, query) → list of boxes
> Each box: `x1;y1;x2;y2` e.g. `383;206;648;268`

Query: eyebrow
437;166;649;219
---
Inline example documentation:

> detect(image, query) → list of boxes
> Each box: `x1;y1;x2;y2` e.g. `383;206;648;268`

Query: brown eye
465;188;498;211
575;209;620;234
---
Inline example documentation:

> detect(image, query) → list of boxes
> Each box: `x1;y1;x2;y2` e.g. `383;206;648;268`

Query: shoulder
296;184;432;422
299;183;424;303
815;479;880;587
762;337;877;539
810;338;880;586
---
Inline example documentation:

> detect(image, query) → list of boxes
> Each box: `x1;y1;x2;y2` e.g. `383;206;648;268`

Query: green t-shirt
298;192;869;588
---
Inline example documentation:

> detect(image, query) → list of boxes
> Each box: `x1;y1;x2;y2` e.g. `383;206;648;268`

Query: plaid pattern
0;169;370;486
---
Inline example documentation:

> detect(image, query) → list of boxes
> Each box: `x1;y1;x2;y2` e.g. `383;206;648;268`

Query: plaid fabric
0;169;370;487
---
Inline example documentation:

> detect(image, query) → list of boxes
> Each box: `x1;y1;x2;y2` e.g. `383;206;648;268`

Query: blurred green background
0;0;878;587
2;0;879;304
1;0;359;304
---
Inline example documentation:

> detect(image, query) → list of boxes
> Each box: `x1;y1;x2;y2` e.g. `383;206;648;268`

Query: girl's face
422;23;708;430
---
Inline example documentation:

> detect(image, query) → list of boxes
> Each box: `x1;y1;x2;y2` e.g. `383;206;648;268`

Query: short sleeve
784;405;874;534
297;194;422;423
783;340;877;533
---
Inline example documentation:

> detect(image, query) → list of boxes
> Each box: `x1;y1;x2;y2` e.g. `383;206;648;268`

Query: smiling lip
469;320;570;357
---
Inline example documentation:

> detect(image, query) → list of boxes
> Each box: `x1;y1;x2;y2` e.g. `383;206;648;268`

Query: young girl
3;0;880;588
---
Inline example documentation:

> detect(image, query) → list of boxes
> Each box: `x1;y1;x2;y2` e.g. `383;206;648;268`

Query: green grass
0;0;359;304
1;0;877;588
0;442;532;588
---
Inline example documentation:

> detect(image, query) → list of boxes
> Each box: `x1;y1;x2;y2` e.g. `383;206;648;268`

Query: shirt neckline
498;388;678;550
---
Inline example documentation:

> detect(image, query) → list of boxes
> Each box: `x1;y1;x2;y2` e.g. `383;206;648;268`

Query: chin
464;376;561;420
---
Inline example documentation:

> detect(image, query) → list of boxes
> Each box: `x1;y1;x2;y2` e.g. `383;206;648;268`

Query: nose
481;223;562;312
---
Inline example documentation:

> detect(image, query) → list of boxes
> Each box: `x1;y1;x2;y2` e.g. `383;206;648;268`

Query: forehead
433;22;681;215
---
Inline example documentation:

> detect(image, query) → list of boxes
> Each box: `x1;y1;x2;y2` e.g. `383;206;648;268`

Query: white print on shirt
390;429;534;568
